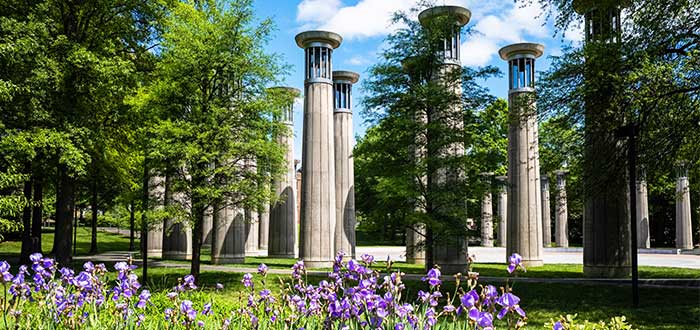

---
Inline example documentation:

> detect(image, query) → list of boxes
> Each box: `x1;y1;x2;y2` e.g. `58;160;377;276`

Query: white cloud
296;0;341;23
296;0;471;40
346;55;372;66
460;2;549;66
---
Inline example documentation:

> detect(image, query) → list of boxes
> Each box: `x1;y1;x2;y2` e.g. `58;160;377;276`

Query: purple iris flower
422;268;441;287
202;303;212;315
553;321;564;330
242;273;254;288
507;253;525;273
461;289;479;308
258;263;268;276
215;283;224;290
477;311;494;328
114;262;129;272
136;290;150;308
0;261;12;282
292;260;305;279
360;253;374;265
497;293;526;319
83;261;95;272
29;253;43;263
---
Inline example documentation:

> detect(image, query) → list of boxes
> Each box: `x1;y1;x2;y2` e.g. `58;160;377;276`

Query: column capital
418;6;471;27
332;70;360;84
675;160;689;178
499;43;544;61
295;30;342;49
573;0;631;14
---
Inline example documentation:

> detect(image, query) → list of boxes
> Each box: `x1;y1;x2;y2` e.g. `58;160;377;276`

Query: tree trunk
141;160;149;284
31;174;43;254
89;176;98;254
19;171;33;265
54;164;75;267
129;199;135;251
189;172;206;282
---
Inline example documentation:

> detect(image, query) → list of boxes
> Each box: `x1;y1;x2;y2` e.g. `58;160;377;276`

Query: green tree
134;0;287;280
361;3;498;269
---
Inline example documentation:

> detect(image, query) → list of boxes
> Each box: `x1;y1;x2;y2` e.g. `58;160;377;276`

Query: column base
437;263;468;275
212;256;245;264
675;243;693;250
162;252;192;260
482;241;494;247
147;250;162;259
521;259;543;267
303;260;333;269
268;253;296;259
245;250;263;257
405;257;426;265
555;243;569;248
583;265;631;278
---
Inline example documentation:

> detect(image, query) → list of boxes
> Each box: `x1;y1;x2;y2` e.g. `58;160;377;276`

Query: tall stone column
258;201;270;250
499;43;545;267
675;161;693;249
296;31;342;268
211;203;245;264
495;176;508;247
636;168;650;248
202;207;213;247
333;70;359;258
268;87;300;258
244;158;260;256
481;173;494;247
402;57;426;265
554;170;569;248
146;175;164;258
541;175;552;247
575;0;631;278
419;5;472;274
162;174;193;260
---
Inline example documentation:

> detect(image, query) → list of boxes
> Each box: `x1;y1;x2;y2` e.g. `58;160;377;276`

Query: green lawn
0;227;133;258
140;267;700;330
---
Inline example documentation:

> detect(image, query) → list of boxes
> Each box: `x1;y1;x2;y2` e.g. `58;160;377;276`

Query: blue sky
251;0;583;161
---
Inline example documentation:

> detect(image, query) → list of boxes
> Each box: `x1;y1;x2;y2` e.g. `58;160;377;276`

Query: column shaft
636;179;650;248
676;175;693;249
496;177;508;247
211;203;245;263
146;175;164;258
481;189;494;247
300;82;336;268
555;172;569;247
269;124;296;258
334;111;356;257
541;177;552;247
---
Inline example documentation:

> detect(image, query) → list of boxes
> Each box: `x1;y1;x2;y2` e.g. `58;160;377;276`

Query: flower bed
0;252;630;329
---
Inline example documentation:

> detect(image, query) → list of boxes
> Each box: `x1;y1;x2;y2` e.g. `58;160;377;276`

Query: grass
0;227;132;258
139;267;700;330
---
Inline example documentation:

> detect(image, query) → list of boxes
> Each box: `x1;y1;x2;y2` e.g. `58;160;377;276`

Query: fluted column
211;202;245;264
636;168;650;248
268;87;300;258
500;43;545;267
675;161;693;249
146;175;164;258
333;70;359;258
541;175;552;247
495;176;508;247
554;170;569;247
419;5;472;274
244;158;260;256
481;173;494;247
258;201;270;250
202;206;213;246
296;31;342;268
162;173;193;260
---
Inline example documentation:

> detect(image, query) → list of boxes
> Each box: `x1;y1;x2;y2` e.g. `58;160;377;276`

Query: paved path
356;246;700;269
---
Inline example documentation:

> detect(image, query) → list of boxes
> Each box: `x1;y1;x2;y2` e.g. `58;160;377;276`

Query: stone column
481;173;494;247
402;57;426;265
333;70;359;258
258;202;269;250
268;87;300;258
495;176;508;247
202;207;213;247
211;203;245;264
575;0;631;278
676;161;693;249
636;168;650;248
499;43;545;267
162;174;193;260
554;170;569;248
295;31;342;268
146;175;164;258
244;158;260;256
541;175;552;247
419;5;472;274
